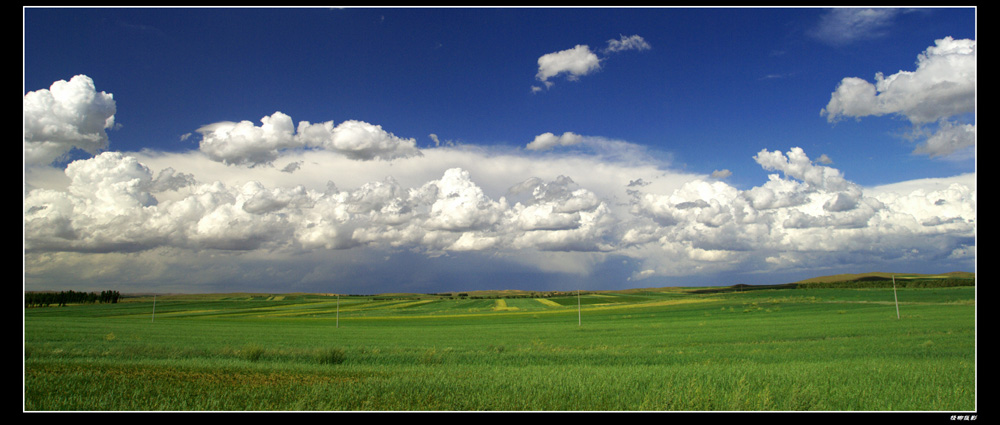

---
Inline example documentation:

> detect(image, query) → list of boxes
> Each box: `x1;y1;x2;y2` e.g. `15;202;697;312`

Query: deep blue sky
24;7;976;293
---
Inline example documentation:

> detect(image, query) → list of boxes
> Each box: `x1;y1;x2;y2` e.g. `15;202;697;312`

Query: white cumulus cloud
913;120;976;159
822;37;975;125
624;147;974;280
532;35;650;92
299;119;422;161
821;37;976;158
535;44;601;86
604;34;651;53
197;112;299;167
23;75;117;165
197;113;422;166
525;132;584;151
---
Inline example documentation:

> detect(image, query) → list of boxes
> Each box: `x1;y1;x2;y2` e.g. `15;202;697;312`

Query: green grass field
23;286;976;411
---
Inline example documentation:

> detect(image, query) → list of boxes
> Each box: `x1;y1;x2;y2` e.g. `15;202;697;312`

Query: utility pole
336;294;340;328
892;275;900;319
151;294;156;323
577;290;581;326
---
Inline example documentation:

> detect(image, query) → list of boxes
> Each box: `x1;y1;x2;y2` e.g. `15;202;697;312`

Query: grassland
23;285;976;411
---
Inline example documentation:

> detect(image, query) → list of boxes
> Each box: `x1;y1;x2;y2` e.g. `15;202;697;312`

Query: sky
23;7;976;294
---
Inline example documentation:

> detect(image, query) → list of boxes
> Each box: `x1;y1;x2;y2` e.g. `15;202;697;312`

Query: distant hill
795;271;975;284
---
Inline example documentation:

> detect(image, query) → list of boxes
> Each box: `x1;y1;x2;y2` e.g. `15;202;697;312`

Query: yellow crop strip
143;309;221;317
535;298;561;307
385;300;435;309
492;299;519;311
242;300;439;318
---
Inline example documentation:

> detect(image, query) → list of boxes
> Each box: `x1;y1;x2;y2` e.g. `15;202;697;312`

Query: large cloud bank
24;133;975;287
23;37;976;291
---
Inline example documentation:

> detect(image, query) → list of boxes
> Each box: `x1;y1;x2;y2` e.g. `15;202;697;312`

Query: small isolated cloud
535;45;601;87
23;75;117;166
821;37;976;158
809;8;901;46
526;132;584;151
533;35;649;91
711;169;732;179
604;34;651;53
760;73;789;81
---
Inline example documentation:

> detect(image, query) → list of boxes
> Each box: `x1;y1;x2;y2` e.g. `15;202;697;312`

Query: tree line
25;290;121;307
803;278;975;289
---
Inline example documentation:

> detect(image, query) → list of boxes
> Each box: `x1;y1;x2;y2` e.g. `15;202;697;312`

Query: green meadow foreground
24;285;975;411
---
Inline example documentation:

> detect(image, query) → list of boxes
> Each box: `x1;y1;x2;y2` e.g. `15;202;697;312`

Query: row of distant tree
803;278;975;289
25;290;121;307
